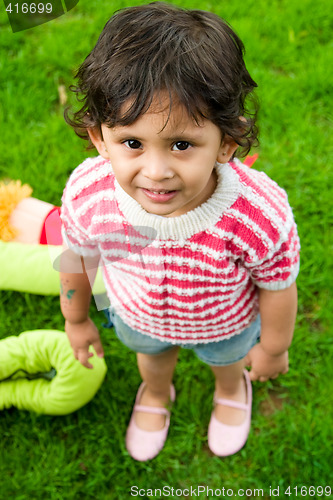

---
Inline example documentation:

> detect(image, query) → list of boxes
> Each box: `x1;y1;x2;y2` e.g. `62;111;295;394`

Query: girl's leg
135;347;180;431
210;358;248;425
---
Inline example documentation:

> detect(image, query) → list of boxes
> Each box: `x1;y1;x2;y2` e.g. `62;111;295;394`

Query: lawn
0;0;332;498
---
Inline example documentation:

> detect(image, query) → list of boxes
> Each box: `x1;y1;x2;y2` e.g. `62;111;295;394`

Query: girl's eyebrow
163;132;202;142
109;128;202;143
108;128;144;141
108;120;205;142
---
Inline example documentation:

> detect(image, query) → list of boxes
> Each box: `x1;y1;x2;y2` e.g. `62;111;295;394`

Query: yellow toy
0;180;105;295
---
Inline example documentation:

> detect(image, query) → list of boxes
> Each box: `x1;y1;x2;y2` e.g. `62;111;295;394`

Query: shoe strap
134;404;169;416
213;370;251;411
213;397;248;411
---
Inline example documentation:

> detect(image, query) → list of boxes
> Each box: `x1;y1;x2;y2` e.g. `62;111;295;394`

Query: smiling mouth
147;189;174;194
141;188;178;202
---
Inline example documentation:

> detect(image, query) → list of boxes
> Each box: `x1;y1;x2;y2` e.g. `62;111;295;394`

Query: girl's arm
246;282;298;381
60;250;104;369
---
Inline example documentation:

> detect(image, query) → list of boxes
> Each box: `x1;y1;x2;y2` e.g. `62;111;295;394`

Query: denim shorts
107;309;261;367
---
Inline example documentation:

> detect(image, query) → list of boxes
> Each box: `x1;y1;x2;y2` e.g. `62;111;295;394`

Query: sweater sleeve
245;216;300;290
241;195;300;291
224;162;300;291
60;160;101;257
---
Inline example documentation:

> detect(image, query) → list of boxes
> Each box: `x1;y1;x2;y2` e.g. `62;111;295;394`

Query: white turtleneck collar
113;162;241;240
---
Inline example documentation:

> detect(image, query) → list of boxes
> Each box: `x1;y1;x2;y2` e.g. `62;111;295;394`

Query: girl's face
89;95;237;217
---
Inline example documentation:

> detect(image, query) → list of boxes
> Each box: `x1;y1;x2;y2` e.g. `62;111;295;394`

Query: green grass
1;0;333;498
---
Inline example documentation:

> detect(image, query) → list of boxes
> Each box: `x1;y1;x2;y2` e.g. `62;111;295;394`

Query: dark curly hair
65;2;259;156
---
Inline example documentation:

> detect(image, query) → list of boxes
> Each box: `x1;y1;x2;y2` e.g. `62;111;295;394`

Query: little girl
60;2;300;461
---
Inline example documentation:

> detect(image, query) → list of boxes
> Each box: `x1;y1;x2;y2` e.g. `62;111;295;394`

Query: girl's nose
142;152;174;180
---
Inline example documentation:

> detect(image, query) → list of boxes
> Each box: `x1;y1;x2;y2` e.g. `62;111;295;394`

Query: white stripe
103;260;248;294
102;252;243;283
69;160;111;199
122;306;257;338
227;207;274;248
234;159;287;217
107;272;254;319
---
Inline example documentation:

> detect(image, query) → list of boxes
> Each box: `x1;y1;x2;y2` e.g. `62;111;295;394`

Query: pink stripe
222;214;269;259
231;196;280;244
231;162;286;221
111;279;253;320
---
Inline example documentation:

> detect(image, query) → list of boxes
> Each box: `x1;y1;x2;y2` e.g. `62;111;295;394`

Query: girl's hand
65;317;104;369
245;343;289;382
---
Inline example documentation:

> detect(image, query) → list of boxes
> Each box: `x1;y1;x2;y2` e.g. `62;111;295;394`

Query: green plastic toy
0;329;107;415
0;240;105;295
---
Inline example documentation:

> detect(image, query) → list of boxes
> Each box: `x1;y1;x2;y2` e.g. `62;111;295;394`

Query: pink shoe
208;369;252;457
126;382;176;461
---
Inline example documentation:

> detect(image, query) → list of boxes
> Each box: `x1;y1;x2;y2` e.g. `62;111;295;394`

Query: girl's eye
124;139;142;149
173;141;191;151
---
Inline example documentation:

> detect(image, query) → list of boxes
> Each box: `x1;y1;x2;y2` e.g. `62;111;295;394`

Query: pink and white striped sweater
61;156;300;344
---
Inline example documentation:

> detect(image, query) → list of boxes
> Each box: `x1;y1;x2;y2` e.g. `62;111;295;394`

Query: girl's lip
141;188;178;202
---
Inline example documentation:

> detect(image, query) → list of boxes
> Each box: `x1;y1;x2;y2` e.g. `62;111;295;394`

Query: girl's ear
88;127;110;159
216;135;238;164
